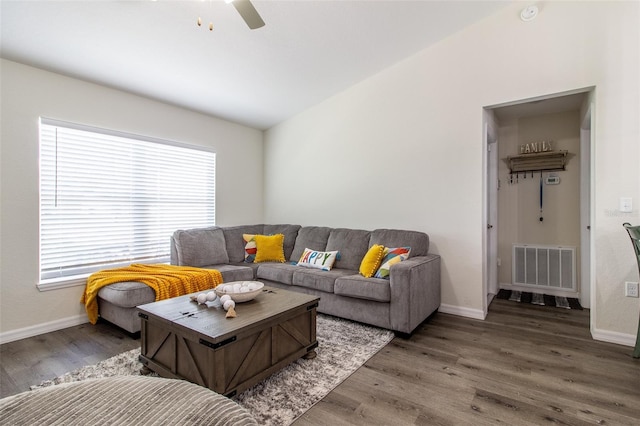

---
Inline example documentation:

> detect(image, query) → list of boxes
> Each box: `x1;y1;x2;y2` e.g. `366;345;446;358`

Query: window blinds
39;118;216;281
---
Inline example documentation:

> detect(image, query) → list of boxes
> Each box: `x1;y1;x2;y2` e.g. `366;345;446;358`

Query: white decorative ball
223;300;236;310
196;293;207;304
247;282;260;291
206;291;217;301
232;283;242;292
240;287;250;293
220;294;231;303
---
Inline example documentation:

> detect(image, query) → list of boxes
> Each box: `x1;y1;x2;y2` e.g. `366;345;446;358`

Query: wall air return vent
512;244;576;291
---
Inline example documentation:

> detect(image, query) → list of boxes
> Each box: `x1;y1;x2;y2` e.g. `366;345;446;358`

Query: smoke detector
520;5;539;22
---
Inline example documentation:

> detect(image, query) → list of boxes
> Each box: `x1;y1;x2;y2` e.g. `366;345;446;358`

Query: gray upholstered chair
623;223;640;358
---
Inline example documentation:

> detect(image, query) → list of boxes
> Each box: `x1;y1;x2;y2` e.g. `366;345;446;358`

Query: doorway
483;89;594;316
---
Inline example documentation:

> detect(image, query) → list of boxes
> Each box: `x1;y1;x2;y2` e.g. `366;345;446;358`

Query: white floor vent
512;244;576;291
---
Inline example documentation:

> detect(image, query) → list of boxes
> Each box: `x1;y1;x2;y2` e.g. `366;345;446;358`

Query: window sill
37;275;88;292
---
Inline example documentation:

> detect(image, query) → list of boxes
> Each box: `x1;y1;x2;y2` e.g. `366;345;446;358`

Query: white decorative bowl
215;281;264;303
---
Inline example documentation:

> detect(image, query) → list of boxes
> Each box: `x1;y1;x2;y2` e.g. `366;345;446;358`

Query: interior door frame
482;112;499;317
482;88;594;319
580;95;594;311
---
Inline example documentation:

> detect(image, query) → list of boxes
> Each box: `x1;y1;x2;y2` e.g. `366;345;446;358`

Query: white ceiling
1;0;513;130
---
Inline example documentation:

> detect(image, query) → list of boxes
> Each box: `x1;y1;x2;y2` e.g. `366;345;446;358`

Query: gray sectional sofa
96;224;441;335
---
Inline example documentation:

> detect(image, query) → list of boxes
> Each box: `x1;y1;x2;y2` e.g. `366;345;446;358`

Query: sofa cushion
369;229;429;257
374;247;411;279
334;275;391;302
263;224;301;261
290;226;332;262
256;263;298;285
254;234;286;263
205;264;255;282
326;228;371;271
297;248;340;271
98;281;155;308
292;268;354;293
222;225;265;263
359;244;385;278
97;265;251;309
173;227;229;266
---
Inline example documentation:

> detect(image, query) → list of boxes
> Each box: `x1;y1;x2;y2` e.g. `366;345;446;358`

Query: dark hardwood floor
2;299;639;425
296;300;640;425
0;319;139;398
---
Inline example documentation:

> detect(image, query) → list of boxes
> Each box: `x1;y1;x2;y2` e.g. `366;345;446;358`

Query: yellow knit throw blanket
81;264;223;325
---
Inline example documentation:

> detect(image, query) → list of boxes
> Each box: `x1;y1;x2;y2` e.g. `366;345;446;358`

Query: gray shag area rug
31;314;394;426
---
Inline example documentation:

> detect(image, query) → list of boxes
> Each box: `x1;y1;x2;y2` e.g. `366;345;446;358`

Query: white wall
264;1;640;341
0;59;264;340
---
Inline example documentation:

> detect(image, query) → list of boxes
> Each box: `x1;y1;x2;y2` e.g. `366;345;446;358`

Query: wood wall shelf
505;150;569;174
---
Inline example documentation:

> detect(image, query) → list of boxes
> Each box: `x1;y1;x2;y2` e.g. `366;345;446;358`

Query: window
39;118;216;289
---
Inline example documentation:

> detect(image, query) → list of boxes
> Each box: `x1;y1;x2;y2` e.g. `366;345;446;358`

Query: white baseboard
0;314;89;345
591;327;636;347
439;303;486;320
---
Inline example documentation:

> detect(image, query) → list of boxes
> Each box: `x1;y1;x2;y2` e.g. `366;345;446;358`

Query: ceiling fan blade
232;0;265;30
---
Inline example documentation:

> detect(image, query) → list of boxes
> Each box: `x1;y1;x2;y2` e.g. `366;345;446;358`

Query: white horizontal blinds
39;118;216;280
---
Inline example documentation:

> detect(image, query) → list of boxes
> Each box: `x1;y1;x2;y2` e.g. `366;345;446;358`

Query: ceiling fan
226;0;265;30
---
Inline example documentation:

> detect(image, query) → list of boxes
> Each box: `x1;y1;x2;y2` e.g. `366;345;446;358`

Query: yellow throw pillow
359;244;385;278
254;234;286;263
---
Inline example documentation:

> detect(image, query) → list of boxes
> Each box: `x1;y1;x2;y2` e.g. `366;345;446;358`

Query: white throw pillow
297;248;339;271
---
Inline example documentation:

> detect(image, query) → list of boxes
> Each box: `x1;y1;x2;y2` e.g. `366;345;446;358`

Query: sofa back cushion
326;228;371;271
369;229;430;257
172;227;229;266
263;224;301;261
222;225;265;263
291;226;332;262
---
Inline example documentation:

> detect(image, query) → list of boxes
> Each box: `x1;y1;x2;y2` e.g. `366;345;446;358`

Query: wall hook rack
505;150;570;175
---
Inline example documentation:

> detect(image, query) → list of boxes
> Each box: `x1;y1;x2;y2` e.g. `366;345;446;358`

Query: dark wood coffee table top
138;286;319;342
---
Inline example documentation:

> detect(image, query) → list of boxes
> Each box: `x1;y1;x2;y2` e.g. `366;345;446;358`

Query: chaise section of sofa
96;224;441;335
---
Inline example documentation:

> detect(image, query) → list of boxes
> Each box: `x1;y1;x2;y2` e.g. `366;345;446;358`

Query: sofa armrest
389;254;441;333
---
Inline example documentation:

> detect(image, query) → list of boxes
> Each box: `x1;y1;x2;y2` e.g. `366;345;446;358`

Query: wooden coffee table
137;285;319;397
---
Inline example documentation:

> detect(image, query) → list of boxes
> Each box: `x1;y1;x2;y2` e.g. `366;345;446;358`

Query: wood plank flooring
294;300;640;425
1;299;639;426
0;320;139;398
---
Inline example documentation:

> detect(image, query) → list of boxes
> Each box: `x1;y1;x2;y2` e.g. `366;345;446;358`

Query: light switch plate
620;197;632;213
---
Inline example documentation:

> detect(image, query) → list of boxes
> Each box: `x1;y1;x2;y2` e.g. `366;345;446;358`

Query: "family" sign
520;140;553;154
